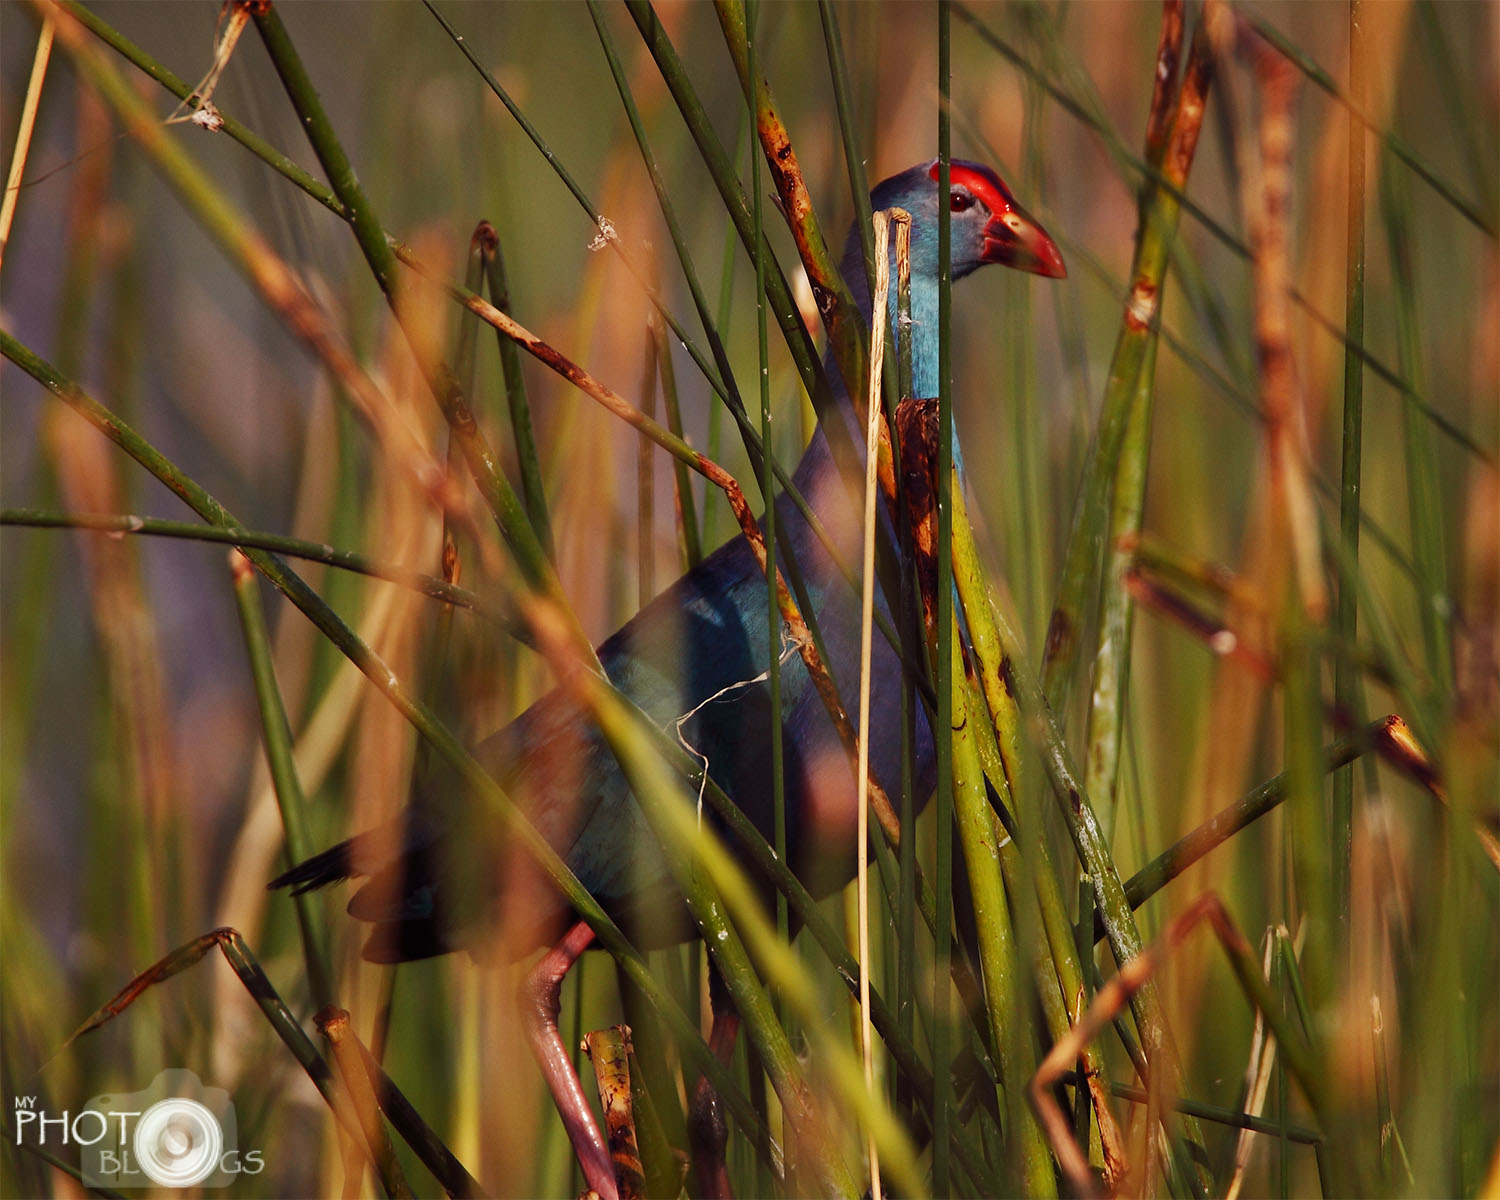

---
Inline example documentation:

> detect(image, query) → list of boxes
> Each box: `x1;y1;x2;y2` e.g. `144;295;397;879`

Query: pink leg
688;1005;741;1200
520;920;618;1200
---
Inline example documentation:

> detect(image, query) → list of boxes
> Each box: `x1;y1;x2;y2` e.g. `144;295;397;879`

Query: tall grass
2;2;1496;1197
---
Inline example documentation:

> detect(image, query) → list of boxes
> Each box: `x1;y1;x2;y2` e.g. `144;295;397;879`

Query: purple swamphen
271;159;1064;1197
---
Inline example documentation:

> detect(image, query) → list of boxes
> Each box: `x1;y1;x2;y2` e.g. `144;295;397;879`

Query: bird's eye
950;191;973;213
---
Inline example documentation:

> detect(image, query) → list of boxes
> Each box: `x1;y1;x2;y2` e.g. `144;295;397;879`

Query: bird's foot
520;921;619;1200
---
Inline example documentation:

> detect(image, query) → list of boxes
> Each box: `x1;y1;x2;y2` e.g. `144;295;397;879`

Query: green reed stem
1040;17;1213;716
743;0;790;985
229;558;335;1010
1332;0;1367;975
1380;168;1453;701
951;479;1122;1165
1084;336;1156;846
947;635;1056;1197
0;511;512;630
1110;722;1383;928
481;227;554;560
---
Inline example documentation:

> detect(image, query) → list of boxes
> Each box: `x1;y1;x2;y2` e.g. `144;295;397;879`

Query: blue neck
838;239;966;479
841;238;943;401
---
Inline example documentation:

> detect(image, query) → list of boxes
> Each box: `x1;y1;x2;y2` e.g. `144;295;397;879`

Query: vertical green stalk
638;319;658;606
954;507;1213;1184
746;0;789;1015
651;306;703;569
818;0;873;294
1040;17;1214;717
1073;0;1179;857
229;557;335;1009
482;229;554;560
425;232;487;757
1008;21;1050;645
1380;169;1452;705
946;635;1056;1197
952;479;1123;1173
1273;944;1290;1199
933;7;955;1192
1331;0;1367;971
1084;338;1156;848
1417;0;1500;221
1283;598;1333;1022
702;174;743;542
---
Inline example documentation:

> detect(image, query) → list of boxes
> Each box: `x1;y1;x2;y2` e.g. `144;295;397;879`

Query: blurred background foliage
1;1;1496;1197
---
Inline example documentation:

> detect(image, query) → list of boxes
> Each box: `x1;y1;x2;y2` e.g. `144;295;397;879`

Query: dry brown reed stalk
161;1;251;129
1223;923;1302;1200
0;14;54;266
852;206;905;1200
1122;565;1279;682
1244;38;1327;624
1144;1;1185;163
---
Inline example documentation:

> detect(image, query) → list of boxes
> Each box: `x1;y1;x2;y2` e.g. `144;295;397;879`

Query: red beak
982;203;1067;279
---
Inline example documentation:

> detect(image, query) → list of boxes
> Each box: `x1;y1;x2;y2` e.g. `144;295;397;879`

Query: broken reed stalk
317;1008;414;1199
584;1027;646;1200
62;930;372;1172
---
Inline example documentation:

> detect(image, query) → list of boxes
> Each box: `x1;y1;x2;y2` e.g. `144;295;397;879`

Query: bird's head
834;158;1064;401
866;158;1067;283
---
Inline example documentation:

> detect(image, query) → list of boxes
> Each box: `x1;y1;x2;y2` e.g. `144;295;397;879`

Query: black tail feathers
267;840;356;895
